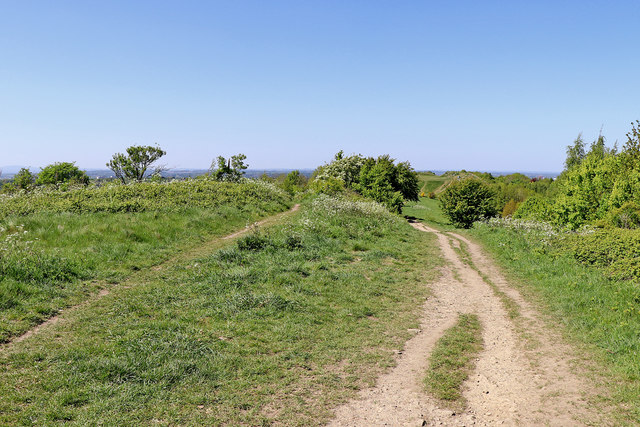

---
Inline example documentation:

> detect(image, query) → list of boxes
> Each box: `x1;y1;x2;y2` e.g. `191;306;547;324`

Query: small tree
107;145;166;183
36;162;89;185
209;154;248;182
282;170;307;194
13;168;35;190
621;120;640;170
439;178;497;228
564;133;586;171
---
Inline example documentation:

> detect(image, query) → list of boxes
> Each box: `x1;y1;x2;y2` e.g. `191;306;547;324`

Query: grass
0;195;443;425
417;172;449;195
0;180;291;342
403;195;451;228
408;196;639;421
424;313;483;404
468;222;640;423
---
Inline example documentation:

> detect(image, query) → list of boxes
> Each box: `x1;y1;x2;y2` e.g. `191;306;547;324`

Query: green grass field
0;194;443;425
0;180;291;342
416;172;448;195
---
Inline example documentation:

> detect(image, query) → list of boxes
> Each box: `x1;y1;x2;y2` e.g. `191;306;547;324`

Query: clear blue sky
2;1;639;173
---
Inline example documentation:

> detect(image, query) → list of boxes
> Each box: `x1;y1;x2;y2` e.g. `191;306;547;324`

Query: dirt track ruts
329;221;607;426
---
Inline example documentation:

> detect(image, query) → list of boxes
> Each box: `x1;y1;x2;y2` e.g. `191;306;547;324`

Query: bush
13;168;35;190
606;202;640;229
513;195;554;222
501;199;519;217
439;178;497;228
311;152;419;214
36;162;89;186
561;229;640;280
308;177;345;195
282;170;307;195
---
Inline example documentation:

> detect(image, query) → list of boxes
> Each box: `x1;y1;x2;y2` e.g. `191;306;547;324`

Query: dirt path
329;222;607;426
2;204;300;348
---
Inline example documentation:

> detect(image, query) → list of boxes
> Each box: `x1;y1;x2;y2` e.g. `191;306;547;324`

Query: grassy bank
0;195;442;425
0;179;291;342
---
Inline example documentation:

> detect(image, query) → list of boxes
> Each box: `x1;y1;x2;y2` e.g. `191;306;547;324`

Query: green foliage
308;176;345;195
12;168;35;190
107;145;166;183
515;122;640;229
513;195;555;222
313;151;365;188
281;170;307;194
501;199;519;217
439;178;497;228
313;152;419;214
356;156;407;214
36;162;89;186
209;154;248;182
560;229;640;281
605;202;640;229
565;133;586;170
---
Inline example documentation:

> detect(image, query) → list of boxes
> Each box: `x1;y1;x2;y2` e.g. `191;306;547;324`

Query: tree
439;178;497;228
107;145;166;184
13;168;35;190
564;133;586;171
395;161;420;201
36;162;89;185
282;170;307;194
209;154;248;182
621;120;640;170
312;151;419;214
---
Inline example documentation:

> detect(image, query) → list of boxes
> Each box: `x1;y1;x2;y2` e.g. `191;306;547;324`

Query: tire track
328;222;606;426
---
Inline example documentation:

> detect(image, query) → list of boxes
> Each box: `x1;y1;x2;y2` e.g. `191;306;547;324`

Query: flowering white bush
310;194;391;218
480;217;595;237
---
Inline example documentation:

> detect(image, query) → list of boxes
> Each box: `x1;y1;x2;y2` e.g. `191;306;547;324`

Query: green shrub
13;168;35;190
309;177;345;195
501;199;519;217
513;195;554;222
282;170;307;195
36;162;89;186
237;233;271;251
312;152;419;214
439;178;497;228
606;202;640;229
560;229;640;280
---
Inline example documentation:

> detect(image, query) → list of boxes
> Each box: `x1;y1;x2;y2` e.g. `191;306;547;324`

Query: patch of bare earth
328;222;609;426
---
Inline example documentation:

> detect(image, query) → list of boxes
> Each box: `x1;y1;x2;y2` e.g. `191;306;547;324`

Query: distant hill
424;170;560;179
